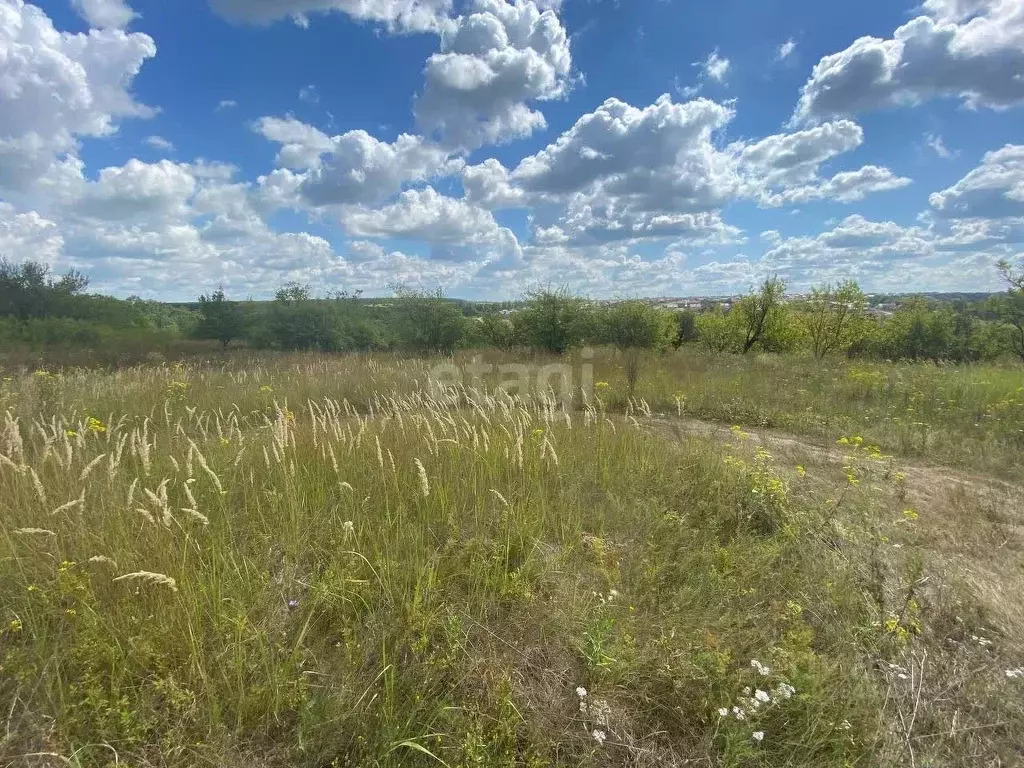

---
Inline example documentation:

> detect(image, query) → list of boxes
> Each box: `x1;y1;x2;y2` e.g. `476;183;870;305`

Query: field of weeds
1;352;1022;767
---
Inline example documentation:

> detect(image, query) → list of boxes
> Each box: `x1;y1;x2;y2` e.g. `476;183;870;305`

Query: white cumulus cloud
254;117;461;205
70;0;137;28
0;201;64;266
0;0;156;192
929;144;1024;218
414;0;573;149
342;186;499;243
793;0;1024;123
253;117;336;170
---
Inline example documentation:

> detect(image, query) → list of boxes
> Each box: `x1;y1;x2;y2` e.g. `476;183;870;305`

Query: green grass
621;350;1024;479
0;352;1021;766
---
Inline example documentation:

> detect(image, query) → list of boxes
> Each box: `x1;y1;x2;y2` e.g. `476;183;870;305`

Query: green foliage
0;356;946;767
477;312;517;350
860;299;965;362
998;258;1024;291
390;287;468;354
514;287;592;354
127;297;199;334
798;280;869;359
674;309;700;346
597;300;676;352
697;309;745;353
249;283;338;351
693;279;797;355
738;276;787;354
195;289;244;348
994;260;1024;361
3;258;1024;373
0;257;89;320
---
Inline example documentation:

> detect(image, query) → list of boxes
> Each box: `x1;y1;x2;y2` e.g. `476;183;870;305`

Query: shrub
514;288;593;354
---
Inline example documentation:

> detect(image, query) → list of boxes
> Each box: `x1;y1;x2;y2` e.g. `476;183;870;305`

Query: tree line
189;262;1024;363
1;256;1022;367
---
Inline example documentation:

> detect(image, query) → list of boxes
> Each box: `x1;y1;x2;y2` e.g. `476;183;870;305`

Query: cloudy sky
1;0;1023;300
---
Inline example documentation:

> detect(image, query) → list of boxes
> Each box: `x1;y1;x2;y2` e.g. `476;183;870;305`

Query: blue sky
1;0;1023;299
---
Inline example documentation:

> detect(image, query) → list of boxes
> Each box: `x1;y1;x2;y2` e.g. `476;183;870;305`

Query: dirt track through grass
651;414;1024;641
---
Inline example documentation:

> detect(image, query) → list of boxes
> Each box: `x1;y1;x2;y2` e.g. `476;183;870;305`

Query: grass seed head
113;571;178;592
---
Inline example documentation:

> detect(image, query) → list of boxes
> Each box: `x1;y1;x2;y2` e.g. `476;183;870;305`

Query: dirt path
649;415;1024;643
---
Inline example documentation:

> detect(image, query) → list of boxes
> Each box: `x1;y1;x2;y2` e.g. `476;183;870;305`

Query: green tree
514;287;592;355
869;299;957;361
673;309;700;347
998;259;1024;291
799;280;868;359
738;276;787;354
995;259;1024;361
391;287;467;354
478;312;516;350
600;300;676;395
601;301;676;351
696;308;744;353
0;258;89;320
260;283;341;351
195;289;244;349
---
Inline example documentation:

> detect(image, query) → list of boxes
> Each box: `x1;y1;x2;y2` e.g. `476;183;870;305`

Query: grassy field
1;350;1022;767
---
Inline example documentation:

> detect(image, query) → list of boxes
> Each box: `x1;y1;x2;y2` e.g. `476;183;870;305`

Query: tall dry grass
0;354;1020;766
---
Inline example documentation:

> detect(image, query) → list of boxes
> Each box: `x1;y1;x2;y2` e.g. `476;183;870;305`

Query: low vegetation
2;257;1024;368
0;350;1021;766
1;257;1021;765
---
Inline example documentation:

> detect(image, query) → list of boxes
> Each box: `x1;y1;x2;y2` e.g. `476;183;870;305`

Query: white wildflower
732;706;746;720
750;659;771;676
754;689;771;703
591;729;606;744
773;682;796;699
576;686;588;698
717;707;729;717
589;698;612;727
752;731;765;743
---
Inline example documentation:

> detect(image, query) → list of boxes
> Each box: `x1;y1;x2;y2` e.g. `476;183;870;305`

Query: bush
514;288;592;354
597;300;676;351
194;290;244;349
391;288;468;354
697;310;745;353
674;310;700;346
477;313;517;350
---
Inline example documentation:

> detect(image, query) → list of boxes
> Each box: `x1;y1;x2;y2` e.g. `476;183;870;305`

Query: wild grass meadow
1;349;1022;767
